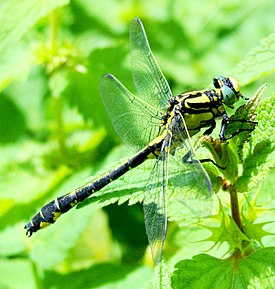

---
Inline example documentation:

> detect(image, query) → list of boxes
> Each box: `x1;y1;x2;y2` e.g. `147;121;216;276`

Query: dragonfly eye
220;85;238;106
213;76;241;106
228;77;241;95
213;75;225;89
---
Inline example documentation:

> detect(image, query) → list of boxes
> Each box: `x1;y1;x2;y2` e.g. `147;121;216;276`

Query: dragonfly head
213;76;243;108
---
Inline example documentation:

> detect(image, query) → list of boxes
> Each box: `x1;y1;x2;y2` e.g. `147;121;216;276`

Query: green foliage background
0;0;274;288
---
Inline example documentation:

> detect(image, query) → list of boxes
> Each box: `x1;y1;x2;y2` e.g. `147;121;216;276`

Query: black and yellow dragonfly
25;18;247;264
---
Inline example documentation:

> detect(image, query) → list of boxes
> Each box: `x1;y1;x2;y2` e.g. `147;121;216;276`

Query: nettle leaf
227;84;267;159
77;157;154;209
172;247;275;289
236;93;275;192
200;198;251;256
241;192;275;246
233;33;275;85
79;146;212;211
242;216;274;246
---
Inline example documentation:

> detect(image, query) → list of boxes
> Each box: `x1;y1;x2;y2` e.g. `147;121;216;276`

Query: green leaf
0;259;37;289
172;248;275;289
0;224;26;257
4;66;47;130
0;140;71;205
0;94;26;143
236;93;275;192
28;202;99;269
77;152;151;208
0;46;33;91
79;144;212;212
0;0;69;54
226;83;267;153
233;33;275;85
64;46;130;138
200;198;251;256
241;191;275;246
43;264;152;289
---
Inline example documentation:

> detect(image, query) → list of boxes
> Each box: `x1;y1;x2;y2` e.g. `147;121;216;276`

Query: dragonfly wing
130;18;172;110
167;111;213;217
143;140;168;264
99;74;163;150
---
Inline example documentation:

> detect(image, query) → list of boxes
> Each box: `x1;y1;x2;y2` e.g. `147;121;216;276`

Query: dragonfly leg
182;150;225;170
219;112;257;141
203;119;216;136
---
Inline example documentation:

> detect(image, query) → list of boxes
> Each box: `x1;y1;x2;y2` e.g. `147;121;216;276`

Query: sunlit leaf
172;248;275;289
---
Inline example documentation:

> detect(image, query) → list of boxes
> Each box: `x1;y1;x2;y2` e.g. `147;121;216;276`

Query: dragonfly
25;18;248;264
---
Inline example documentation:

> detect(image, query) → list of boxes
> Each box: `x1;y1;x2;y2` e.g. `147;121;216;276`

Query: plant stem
54;94;66;157
49;10;66;157
230;187;242;230
50;9;58;53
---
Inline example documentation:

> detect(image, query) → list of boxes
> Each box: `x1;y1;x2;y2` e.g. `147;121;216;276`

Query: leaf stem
230;187;242;230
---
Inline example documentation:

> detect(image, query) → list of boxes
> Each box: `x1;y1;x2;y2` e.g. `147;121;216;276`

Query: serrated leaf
243;218;274;246
172;248;275;289
233;33;275;85
236;94;275;192
78;157;153;208
241;192;275;246
200;198;251;256
79;150;212;212
227;83;267;151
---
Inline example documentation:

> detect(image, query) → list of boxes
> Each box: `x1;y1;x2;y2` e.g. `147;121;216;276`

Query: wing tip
133;17;141;23
102;73;114;80
131;17;143;28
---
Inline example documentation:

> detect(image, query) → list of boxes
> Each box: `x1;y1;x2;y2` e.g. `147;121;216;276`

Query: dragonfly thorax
162;76;243;138
161;98;179;125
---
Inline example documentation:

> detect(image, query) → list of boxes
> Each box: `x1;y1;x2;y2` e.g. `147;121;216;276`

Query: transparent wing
99;74;163;150
167;111;213;210
143;140;168;265
143;113;213;264
130;18;172;110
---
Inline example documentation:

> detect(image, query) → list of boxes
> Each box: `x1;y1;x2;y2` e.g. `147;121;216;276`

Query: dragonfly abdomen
25;140;163;237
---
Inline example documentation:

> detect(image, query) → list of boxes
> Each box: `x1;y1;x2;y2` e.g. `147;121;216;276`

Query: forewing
99;74;163;150
130;18;172;110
